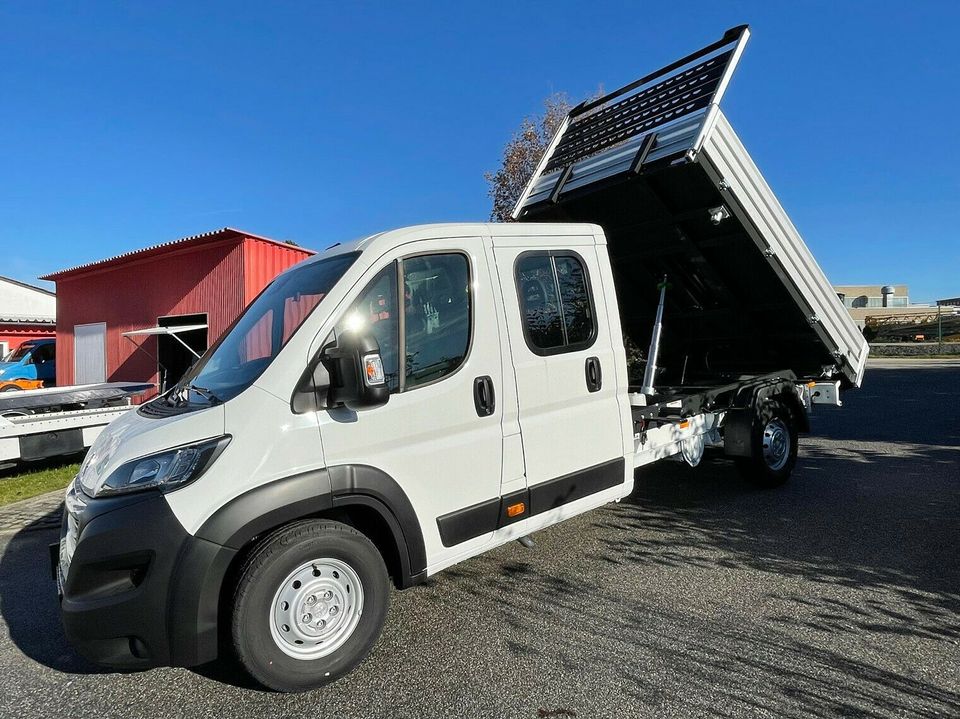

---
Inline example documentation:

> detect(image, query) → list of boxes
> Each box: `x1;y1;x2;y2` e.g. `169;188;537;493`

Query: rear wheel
231;519;390;692
735;399;798;487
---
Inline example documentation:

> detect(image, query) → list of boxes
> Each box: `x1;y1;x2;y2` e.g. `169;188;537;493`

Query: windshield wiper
186;383;220;403
167;382;219;405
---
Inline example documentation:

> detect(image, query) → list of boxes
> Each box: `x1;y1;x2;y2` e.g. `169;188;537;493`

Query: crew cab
53;26;867;692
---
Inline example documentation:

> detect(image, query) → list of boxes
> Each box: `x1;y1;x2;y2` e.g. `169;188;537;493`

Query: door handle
585;357;602;392
473;376;495;417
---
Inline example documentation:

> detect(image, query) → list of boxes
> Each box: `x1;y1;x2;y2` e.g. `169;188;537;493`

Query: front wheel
231;519;390;692
735;399;798;487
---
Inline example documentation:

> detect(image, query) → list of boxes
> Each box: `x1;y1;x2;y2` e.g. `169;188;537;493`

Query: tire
0;385;22;392
735;399;798;487
231;519;390;692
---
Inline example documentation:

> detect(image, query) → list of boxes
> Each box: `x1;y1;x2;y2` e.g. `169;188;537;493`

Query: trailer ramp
0;382;153;415
514;26;868;389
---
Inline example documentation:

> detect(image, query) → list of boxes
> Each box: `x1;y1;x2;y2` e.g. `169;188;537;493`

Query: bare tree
485;93;571;222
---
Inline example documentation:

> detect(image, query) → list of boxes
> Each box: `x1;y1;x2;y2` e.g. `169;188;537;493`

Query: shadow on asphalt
442;449;960;717
0;368;956;714
444;368;960;717
0;510;262;688
0;510;109;675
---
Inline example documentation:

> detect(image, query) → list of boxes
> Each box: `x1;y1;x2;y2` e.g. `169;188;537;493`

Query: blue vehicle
0;338;56;391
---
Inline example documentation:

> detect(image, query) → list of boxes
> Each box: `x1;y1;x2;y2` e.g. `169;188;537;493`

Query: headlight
93;436;231;498
77;427;123;496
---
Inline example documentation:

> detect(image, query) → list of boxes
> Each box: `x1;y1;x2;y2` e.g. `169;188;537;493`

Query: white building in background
834;284;911;310
0;275;57;358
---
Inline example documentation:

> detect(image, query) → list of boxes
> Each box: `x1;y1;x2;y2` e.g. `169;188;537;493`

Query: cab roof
304;222;604;266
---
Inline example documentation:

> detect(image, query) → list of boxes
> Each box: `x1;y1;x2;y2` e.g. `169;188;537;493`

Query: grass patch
0;460;80;507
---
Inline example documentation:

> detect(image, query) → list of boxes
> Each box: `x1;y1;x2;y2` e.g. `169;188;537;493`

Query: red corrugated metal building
41;228;313;395
0;319;56;356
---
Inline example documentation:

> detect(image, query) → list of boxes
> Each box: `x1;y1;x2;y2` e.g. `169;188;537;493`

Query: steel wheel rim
762;418;790;471
269;558;364;660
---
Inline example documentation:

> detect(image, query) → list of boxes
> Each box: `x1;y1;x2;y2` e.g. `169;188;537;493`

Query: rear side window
516;252;596;355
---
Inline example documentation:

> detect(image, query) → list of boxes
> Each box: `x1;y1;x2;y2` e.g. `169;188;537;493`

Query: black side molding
436;497;501;548
528;458;624;515
436;457;626;547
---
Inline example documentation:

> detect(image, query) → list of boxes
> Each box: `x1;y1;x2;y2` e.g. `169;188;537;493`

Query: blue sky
1;2;958;301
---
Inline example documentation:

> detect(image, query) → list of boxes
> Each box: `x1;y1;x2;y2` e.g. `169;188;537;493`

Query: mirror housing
325;330;390;410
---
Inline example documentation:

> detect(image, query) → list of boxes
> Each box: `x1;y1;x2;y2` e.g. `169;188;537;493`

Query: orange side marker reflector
678;420;690;430
506;502;526;518
807;381;817;388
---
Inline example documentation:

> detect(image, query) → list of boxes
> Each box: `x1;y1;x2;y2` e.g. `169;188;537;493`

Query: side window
516;256;564;349
33;344;54;364
554;256;593;344
338;254;471;395
516;252;596;354
340;264;400;391
402;253;471;388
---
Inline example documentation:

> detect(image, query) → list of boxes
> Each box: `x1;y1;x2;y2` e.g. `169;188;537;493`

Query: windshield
4;345;33;363
174;252;359;404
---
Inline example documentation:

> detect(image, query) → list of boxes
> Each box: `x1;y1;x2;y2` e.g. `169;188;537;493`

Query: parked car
0;338;56;391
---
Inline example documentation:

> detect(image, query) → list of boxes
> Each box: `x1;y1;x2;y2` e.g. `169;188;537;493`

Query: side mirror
325;330;390;410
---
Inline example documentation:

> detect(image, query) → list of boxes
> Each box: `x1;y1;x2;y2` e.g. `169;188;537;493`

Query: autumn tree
485;88;648;377
485;93;572;222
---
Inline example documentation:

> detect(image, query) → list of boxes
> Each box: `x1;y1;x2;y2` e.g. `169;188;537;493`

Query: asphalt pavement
0;359;957;718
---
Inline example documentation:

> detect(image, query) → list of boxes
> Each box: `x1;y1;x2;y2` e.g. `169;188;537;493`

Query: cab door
318;237;505;571
492;236;628;516
32;342;56;384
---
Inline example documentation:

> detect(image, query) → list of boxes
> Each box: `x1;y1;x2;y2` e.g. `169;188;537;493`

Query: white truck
53;26;867;692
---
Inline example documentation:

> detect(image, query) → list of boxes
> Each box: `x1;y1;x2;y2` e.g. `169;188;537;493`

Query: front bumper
54;484;237;668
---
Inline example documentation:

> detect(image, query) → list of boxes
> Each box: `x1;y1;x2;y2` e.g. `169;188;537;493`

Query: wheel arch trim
194;464;426;585
724;377;809;457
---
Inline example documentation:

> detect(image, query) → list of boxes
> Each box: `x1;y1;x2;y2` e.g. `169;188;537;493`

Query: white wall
0;277;56;319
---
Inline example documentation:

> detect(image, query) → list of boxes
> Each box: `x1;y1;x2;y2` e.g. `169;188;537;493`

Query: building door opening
157;314;208;392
